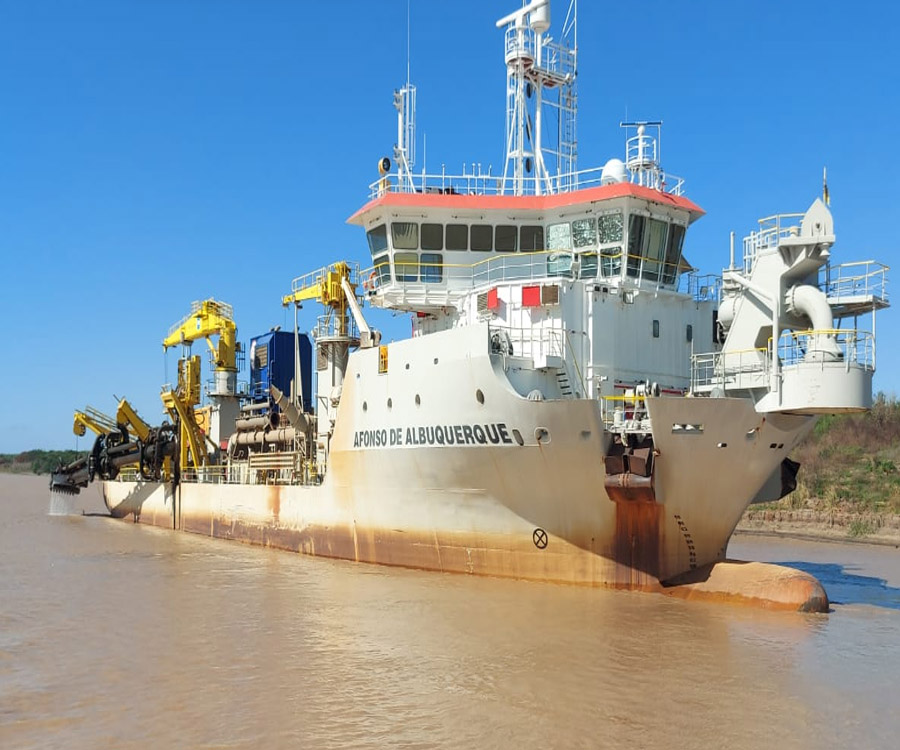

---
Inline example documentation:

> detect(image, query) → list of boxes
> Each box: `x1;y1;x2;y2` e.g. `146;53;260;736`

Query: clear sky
1;0;897;453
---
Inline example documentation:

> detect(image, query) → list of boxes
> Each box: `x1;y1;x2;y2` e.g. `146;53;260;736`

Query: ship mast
497;0;577;196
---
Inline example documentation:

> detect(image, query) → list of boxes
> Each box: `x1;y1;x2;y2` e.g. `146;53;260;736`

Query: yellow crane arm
73;408;116;437
162;299;237;372
116;398;152;443
282;262;352;308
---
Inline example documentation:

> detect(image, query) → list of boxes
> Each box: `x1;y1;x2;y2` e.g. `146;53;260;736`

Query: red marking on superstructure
522;285;541;307
347;182;705;225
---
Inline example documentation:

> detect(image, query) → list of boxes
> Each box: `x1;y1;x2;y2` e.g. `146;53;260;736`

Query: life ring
363;271;377;292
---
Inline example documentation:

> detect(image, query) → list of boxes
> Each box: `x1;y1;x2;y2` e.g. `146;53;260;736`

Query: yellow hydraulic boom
115;398;152;443
282;262;354;336
162;298;238;375
73;406;117;437
160;355;209;470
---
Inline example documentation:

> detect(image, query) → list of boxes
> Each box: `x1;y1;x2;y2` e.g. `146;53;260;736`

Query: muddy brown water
2;473;900;749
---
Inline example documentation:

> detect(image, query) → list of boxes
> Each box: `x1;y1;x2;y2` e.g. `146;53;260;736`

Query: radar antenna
497;0;577;196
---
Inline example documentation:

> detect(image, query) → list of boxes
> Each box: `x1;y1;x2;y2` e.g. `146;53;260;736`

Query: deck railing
368;165;685;201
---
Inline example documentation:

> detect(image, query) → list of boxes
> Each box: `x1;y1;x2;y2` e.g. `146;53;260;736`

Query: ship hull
101;404;813;591
101;325;816;593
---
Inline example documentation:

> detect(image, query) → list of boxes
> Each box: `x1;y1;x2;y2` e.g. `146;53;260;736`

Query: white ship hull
102;325;813;589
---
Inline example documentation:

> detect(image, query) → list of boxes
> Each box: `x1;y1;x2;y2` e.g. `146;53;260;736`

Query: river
2;473;899;749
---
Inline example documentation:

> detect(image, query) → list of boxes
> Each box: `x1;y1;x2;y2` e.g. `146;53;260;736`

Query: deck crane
282;262;379;475
73;406;117;437
73;399;154;444
162;299;243;469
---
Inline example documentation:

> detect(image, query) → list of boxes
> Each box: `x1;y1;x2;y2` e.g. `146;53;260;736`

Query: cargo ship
52;0;889;611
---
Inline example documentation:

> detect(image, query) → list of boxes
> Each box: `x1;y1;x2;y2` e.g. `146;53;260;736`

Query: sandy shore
737;508;900;547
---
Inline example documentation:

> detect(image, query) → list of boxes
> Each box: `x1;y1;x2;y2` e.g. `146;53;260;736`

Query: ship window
373;254;391;284
572;218;596;248
367;224;388;256
391;222;419;250
471;224;493;251
547;252;573;276
653;319;660;338
597;212;623;244
627;214;646;277
643;219;668;283
600;247;622;277
686;324;693;342
421;223;443;251
421;253;443;283
446;223;468;250
547;222;572;251
495;225;517;252
663;224;686;284
579;252;598;279
520;225;544;252
394;252;418;281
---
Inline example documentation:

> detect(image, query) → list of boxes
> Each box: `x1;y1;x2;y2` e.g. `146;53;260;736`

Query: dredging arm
50;422;177;496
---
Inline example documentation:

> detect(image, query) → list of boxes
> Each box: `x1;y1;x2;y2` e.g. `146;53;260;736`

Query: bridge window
471;224;493;251
572;218;596;249
373;254;391;284
547;252;573;276
547;221;572;251
579;252;598;279
391;222;419;250
626;214;645;277
601;248;622;277
367;224;388;256
394;252;418;281
421;223;443;251
421;253;443;283
495;225;517;252
446;224;468;251
598;212;623;244
663;224;686;284
643;218;668;282
520;225;544;252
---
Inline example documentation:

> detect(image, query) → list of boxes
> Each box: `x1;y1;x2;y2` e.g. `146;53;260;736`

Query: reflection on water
778;562;900;610
2;473;900;749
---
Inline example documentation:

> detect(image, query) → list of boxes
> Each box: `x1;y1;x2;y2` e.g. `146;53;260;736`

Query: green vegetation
0;450;88;476
759;393;900;517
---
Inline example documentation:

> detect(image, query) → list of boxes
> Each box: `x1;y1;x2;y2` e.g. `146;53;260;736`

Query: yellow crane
282;262;379;348
162;298;238;376
161;299;239;471
73;406;117;437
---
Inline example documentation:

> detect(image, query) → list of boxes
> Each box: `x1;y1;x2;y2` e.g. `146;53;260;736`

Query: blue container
249;330;312;411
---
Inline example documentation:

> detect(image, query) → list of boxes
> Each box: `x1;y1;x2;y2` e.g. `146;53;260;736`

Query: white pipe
784;284;841;360
784;284;832;331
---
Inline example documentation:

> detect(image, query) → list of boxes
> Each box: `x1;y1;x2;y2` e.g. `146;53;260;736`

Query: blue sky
1;0;897;453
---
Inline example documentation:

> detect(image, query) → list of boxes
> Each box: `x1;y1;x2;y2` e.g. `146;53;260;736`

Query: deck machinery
52;267;377;493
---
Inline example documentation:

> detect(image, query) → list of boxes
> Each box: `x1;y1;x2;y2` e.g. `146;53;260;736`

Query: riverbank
737;508;900;547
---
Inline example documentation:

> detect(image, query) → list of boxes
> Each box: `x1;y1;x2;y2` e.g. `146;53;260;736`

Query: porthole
405;363;410;370
512;428;525;446
415;394;421;407
387;398;393;410
362;401;368;412
433;357;439;365
476;389;485;405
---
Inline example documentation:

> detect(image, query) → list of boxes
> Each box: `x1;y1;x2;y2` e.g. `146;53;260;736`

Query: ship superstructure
51;1;889;610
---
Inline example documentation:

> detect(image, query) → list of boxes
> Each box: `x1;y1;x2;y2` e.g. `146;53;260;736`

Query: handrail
368;165;685;200
772;329;875;370
360;248;708;298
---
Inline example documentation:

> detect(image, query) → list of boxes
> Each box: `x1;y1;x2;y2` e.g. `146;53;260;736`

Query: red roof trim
347;182;704;224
